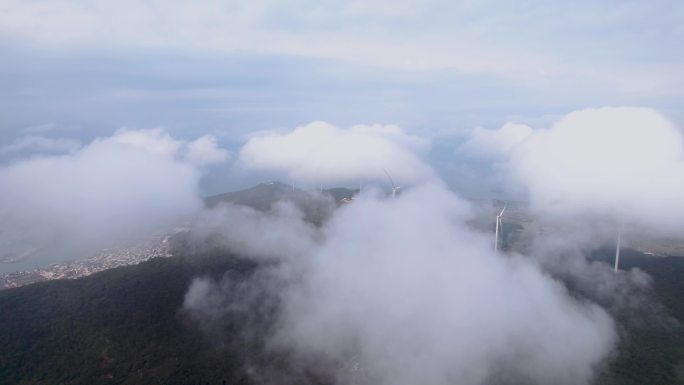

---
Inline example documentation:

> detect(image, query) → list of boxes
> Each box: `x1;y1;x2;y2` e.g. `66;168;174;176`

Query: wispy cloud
0;135;81;157
1;0;682;93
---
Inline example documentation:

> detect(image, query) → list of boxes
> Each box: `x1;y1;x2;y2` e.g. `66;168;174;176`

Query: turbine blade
382;168;397;189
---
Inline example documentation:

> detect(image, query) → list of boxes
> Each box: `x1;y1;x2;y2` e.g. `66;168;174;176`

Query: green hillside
204;182;357;211
0;253;286;385
204;182;294;211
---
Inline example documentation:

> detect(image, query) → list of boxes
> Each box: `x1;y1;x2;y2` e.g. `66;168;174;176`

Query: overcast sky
1;0;682;194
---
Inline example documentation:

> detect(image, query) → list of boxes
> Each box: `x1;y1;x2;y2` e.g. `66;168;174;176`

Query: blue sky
1;0;683;194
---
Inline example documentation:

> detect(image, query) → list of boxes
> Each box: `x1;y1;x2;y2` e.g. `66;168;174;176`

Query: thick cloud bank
184;184;616;385
239;121;434;184
513;107;684;229
469;107;684;232
0;128;227;263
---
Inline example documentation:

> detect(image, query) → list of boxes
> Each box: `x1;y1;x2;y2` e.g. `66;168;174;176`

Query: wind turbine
494;203;507;253
614;221;624;272
383;169;400;198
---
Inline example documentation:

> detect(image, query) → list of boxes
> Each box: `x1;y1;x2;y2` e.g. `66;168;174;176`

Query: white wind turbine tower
494;203;507;253
383;169;400;198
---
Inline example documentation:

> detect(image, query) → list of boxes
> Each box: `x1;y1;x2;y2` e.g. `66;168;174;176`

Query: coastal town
0;235;173;290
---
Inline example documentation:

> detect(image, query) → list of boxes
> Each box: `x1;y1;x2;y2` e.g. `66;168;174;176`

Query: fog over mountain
174;104;684;385
0;128;228;266
184;183;617;385
0;104;681;383
462;107;684;236
1;2;683;384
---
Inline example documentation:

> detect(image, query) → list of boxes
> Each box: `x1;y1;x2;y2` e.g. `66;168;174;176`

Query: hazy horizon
1;2;684;384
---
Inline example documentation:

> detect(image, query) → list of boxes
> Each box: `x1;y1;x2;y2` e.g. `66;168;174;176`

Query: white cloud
109;127;182;157
238;121;434;184
508;107;684;231
460;123;533;159
108;128;229;166
0;128;228;263
185;135;230;166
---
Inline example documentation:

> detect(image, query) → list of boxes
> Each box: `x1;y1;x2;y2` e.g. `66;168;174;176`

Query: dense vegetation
594;250;684;385
0;246;682;385
204;182;357;211
205;182;295;211
0;253;272;385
